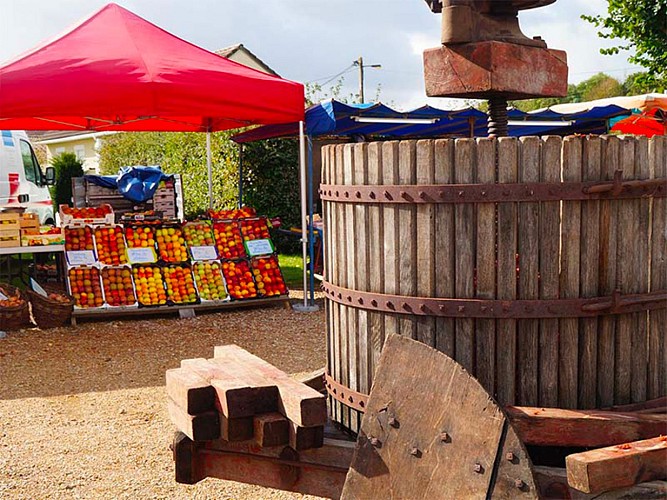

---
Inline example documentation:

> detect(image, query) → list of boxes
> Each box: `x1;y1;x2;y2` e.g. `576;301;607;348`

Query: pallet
71;295;290;325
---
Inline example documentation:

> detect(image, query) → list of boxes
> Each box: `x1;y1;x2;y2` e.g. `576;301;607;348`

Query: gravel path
0;292;327;499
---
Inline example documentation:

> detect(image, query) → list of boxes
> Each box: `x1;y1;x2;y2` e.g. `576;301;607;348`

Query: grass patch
277;253;304;288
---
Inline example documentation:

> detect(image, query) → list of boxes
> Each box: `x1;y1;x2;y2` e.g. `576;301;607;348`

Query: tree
51;152;84;211
582;0;667;90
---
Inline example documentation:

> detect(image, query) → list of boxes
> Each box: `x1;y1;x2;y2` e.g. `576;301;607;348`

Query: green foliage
623;72;664;94
99;132;239;218
582;0;667;88
242;138;301;253
50;152;84;211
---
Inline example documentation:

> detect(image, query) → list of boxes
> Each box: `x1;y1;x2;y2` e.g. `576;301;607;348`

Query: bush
51;152;84;211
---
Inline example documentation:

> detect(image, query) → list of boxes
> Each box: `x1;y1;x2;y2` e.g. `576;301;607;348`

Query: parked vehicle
0;130;56;223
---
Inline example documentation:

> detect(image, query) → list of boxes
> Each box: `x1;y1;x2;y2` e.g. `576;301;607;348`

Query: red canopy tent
611;108;666;138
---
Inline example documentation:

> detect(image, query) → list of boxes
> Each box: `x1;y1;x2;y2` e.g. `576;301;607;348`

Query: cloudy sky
1;0;642;110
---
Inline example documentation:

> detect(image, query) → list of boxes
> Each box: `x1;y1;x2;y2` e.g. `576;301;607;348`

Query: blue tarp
84;166;173;203
231;99;631;143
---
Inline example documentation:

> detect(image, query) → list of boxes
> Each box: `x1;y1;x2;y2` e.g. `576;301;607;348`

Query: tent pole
238;144;244;207
207;131;213;209
307;135;316;306
293;121;317;312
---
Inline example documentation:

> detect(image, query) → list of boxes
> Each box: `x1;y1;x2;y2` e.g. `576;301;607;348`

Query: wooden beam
165;367;215;415
220;414;253;442
289;422;324;451
566;436;667;494
506;406;667;447
604;397;667;413
254;412;289;448
167;398;220;442
295;368;326;393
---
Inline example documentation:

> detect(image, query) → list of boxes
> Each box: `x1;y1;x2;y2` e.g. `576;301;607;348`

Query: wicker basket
27;286;74;329
0;283;31;331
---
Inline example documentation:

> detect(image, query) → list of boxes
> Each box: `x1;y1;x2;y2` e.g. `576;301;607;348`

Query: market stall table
0;244;65;285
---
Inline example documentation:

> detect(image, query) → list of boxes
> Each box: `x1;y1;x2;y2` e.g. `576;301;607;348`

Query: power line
306;64;355;85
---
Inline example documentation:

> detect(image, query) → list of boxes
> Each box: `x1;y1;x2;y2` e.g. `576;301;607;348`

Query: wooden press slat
323;146;336;423
538;136;562;407
579;136;602;409
416;140;436;348
559;136;582;409
598;135;620;407
454;138;475;373
496;137;519;405
336;144;349;429
343;143;356;430
615;136;636;405
398;141;417;340
517;136;540;406
632;136;649;404
382;142;400;341
648;136;667;399
366;142;384;383
434;139;456;357
474;137;496;394
329;145;341;424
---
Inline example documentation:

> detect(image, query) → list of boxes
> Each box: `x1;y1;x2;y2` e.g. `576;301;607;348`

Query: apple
221;259;257;300
207;207;256;220
94;226;128;265
163;265;199;304
0;286;25;308
101;267;136;306
132;265;167;306
67;266;104;308
155;226;188;263
65;226;94;251
61;205;112;219
252;255;287;297
125;225;156;249
183;221;215;248
240;217;270;242
192;261;227;301
213;221;246;259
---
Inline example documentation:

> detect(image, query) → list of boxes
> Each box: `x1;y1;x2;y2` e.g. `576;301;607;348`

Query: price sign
0;290;8;301
30;278;48;297
127;247;157;264
190;246;218;261
245;238;274;257
67;250;96;266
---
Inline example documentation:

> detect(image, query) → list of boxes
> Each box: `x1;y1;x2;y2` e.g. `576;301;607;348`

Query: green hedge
51;152;84;212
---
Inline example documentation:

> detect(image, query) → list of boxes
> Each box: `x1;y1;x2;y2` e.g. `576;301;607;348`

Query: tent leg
207;131;213;210
293;121;318;313
307;135;317;307
238;144;244;208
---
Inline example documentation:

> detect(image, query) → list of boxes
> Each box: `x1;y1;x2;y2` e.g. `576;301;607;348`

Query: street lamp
353;57;382;104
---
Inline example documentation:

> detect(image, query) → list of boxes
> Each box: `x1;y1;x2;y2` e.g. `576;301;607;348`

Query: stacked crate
0;213;21;248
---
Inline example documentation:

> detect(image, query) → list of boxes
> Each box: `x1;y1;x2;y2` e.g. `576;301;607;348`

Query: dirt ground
0;292;327;499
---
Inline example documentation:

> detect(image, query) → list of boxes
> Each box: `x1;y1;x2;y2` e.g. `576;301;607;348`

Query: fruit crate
251;254;288;297
100;266;138;308
155;225;189;264
182;220;217;259
124;224;157;248
192;261;229;303
221;259;258;300
207;207;257;221
212;220;246;260
20;213;40;232
131;264;168;307
162;263;200;306
0;229;21;248
59;204;114;226
21;232;65;247
93;225;129;266
0;212;21;231
67;265;105;309
240;217;271;242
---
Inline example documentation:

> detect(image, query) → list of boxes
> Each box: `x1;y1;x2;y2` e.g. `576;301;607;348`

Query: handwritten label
67;250;96;266
190;246;218;261
31;278;48;297
245;239;274;257
127;247;157;264
0;290;8;301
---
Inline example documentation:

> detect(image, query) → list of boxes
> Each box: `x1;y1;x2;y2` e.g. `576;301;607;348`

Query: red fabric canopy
0;3;304;132
611;108;666;138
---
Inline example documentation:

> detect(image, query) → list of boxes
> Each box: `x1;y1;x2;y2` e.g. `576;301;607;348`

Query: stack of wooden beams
166;345;327;451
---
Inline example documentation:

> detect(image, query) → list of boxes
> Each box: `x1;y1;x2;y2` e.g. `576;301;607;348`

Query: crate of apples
252;255;287;297
213;221;246;259
155;226;188;263
208;207;256;220
221;259;257;300
101;267;137;307
65;225;95;252
132;265;167;307
67;266;104;308
94;226;128;265
183;221;215;247
125;225;156;249
240;217;271;242
192;261;227;301
163;265;199;304
60;204;114;225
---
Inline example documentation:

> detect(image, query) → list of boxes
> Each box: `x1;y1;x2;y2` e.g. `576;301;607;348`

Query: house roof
215;44;279;77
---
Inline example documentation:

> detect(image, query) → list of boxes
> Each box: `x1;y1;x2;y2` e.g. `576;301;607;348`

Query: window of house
55;147;66;155
20;140;40;184
74;145;86;161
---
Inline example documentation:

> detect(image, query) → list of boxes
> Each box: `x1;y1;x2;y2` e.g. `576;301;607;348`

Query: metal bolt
473;463;483;473
481;190;487;197
438;305;446;312
440;432;449;443
370;437;380;447
458;305;465;313
438;191;445;198
458;191;464;197
515;479;525;489
388;417;399;428
410;447;421;457
506;452;515;462
480;306;488;312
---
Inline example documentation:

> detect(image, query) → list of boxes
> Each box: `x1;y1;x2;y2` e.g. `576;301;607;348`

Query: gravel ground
0;291;327;499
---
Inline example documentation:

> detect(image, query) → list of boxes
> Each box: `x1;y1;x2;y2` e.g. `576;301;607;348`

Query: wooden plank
606;397;667;413
213;345;327;427
517;136;539;406
416;140;436;347
342;334;537;499
615;136;636;405
172;431;198;484
381;142;400;340
539;136;562;407
496;137;519;404
165;367;215;415
578;136;601;409
253;412;289;447
649;136;667;399
337;144;350;430
167;397;220;441
566;436;667;494
433;139;456;357
289;421;325;451
220;414;254;442
295;368;325;393
330;145;342;425
559;136;582;409
474;137;496;394
632;136;650;404
454;138;475;373
506;406;667;448
398;140;417;340
344;143;358;431
323;145;336;423
366;142;384;384
598;135;620;407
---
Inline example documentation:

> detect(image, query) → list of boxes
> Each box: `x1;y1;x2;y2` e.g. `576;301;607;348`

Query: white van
0;130;56;224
